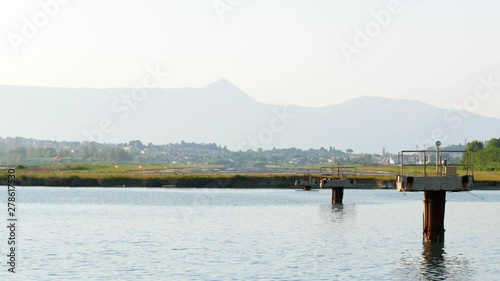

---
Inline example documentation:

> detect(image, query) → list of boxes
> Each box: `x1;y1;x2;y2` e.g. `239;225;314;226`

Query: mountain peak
205;78;241;92
204;79;256;102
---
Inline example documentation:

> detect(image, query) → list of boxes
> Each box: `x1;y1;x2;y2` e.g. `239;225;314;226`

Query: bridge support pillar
332;187;344;204
423;191;446;242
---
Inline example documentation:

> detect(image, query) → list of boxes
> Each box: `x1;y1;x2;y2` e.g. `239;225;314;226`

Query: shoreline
13;174;500;190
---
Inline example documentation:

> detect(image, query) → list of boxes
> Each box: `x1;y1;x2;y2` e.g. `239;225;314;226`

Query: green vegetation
466;140;484;152
464;138;500;171
1;136;498;186
1;162;498;188
0;137;358;167
1;165;297;188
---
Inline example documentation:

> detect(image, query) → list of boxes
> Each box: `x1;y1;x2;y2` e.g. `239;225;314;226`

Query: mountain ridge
0;81;498;153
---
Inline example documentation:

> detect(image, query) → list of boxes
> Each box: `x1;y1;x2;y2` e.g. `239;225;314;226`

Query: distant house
379;157;395;165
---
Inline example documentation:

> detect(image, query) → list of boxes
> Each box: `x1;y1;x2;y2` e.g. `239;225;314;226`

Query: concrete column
423;191;446;242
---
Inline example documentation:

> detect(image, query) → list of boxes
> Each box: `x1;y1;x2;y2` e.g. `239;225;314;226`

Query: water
1;187;500;280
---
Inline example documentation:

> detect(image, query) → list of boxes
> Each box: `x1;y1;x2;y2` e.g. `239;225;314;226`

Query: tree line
1;136;498;170
465;138;500;170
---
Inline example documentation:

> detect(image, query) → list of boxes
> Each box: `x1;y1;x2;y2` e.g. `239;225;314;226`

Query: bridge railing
319;166;357;179
397;150;473;177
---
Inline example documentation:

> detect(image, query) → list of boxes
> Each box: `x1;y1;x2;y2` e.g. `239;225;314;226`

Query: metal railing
319;165;357;179
397;150;474;177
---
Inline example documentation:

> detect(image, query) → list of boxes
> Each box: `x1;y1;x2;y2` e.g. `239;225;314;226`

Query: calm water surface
1;187;500;280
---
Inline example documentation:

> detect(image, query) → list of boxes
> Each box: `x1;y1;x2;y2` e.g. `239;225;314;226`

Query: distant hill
1;80;499;153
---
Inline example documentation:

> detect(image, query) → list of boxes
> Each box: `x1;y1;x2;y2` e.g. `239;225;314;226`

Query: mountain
1;80;499;153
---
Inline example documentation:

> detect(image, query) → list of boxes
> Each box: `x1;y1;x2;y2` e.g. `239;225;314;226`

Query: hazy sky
1;0;500;118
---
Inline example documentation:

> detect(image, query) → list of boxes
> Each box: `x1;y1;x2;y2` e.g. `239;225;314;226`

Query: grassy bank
4;165;294;188
2;164;498;188
14;174;298;189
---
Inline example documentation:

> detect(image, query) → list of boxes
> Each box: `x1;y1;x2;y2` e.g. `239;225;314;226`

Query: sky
1;0;500;119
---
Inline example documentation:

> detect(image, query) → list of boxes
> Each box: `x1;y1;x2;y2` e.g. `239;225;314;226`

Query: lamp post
435;141;441;176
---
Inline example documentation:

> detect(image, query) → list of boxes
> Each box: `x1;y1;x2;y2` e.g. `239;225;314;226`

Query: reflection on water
318;203;356;223
418;242;475;281
398;243;475;281
421;242;447;280
331;203;344;212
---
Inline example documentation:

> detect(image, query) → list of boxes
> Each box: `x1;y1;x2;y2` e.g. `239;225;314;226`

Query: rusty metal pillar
423;191;446;242
332;187;344;204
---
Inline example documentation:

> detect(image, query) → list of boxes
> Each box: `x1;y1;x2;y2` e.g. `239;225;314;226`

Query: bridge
295;165;357;203
396;142;474;242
